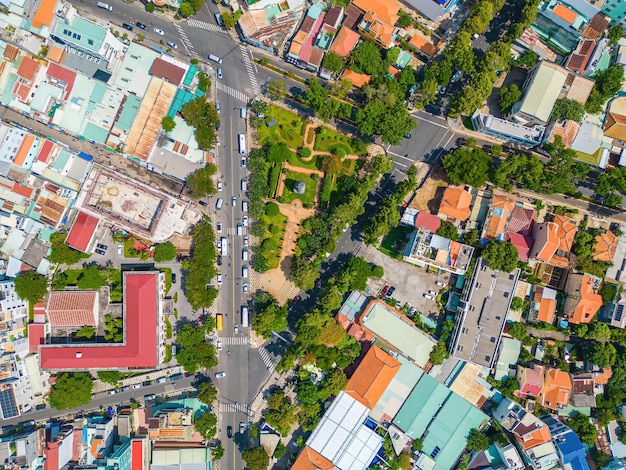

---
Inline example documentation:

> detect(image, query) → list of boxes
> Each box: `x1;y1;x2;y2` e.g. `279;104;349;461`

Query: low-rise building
403;226;474;275
471;111;546;147
530;214;577;269
539;368;572;411
517;364;545;398
451;258;520;368
352;0;400;49
344;345;400;409
438;186;473;224
564;273;602;324
528;286;558;324
542;416;591;470
494;337;522;381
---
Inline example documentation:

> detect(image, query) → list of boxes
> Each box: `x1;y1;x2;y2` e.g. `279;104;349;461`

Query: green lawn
257;209;288;270
158;267;172;295
257;105;307;148
281;171;318;206
380;226;413;257
313;127;368;156
287;152;324;171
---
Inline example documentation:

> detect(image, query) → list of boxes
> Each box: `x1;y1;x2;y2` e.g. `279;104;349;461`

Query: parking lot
362;246;452;323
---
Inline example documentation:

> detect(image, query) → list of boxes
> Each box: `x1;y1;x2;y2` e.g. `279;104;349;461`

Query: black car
122;23;133;31
136;22;147;29
387;286;396;296
97;243;108;250
217;255;222;266
198;200;208;207
172;273;177;284
95;249;106;256
227;426;233;438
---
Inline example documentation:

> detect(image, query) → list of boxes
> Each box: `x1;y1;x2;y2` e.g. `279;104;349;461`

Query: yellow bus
216;313;223;332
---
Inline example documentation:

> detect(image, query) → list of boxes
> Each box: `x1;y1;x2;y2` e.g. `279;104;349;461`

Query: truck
97;2;113;10
220;237;228;256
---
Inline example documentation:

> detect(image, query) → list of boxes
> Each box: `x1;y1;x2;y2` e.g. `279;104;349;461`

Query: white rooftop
306;392;382;470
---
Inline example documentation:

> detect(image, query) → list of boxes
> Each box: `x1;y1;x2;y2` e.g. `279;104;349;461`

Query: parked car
217;340;222;351
120;386;130;392
435;281;446;287
217;222;222;233
381;285;390;296
136;22;147;29
226;425;232;437
217;181;222;191
172;273;177;284
242;283;249;293
428;290;437;296
216;372;226;379
387;286;396;296
132;384;142;389
217;274;223;285
156;377;167;384
244;236;249;247
216;102;220;113
96;249;106;256
144;394;156;401
167;41;177;49
199;200;208;207
122;23;133;31
97;243;108;250
239;422;246;434
109;390;117;395
217;68;223;79
241;157;246;168
117;244;123;255
154;28;164;35
423;294;434;300
242;215;249;226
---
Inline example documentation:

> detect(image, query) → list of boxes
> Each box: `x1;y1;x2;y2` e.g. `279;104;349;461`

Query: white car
217;274;223;285
167;40;177;49
428;290;437;296
215;372;226;378
242;282;249;293
423;294;434;300
217;181;222;191
217;222;222;233
217;239;222;250
234;324;239;335
217;340;222;351
117;244;123;255
244;236;249;247
154;27;164;35
242;216;249;227
132;384;142;389
435;281;446;287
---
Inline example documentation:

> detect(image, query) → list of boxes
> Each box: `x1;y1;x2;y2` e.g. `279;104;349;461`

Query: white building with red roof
66;211;100;253
39;271;164;371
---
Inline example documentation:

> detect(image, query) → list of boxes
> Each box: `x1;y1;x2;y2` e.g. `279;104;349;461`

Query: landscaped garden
280;171;318;207
253;202;288;271
257;105;307;149
313;126;368;156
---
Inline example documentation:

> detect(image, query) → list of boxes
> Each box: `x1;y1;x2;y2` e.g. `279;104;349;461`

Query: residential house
547;120;581;149
352;0;401;49
329;27;361;57
438;186;473;224
565;39;596;74
539;368;572;411
594;230;619;263
517;364;545;398
530;214;577;269
408;33;438;58
402;0;460;22
494;337;522;381
571;373;596;408
542;416;591;470
481;192;519;243
292;446;334;470
341;69;371;88
603;0;626;26
528;286;558;324
403;226;474;275
564;273;602;324
506;205;536;261
344;345;401;409
451;258;520;368
604;97;626;142
510;61;594;126
287;4;327;71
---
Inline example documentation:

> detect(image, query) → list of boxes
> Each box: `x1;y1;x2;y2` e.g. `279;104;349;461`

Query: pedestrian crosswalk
173;24;196;57
220;402;250;413
259;347;277;371
221;336;249;345
186;19;227;34
239;45;260;96
216;82;250;103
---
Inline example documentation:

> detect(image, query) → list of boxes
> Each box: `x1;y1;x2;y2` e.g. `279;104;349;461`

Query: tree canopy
551;98;585;122
568;414;597;445
443;147;492;188
14;271;48;303
252;295;288;339
48;232;89;265
176;322;218;373
97;371;121;385
194;411;218;438
498;84;522;114
181;97;219;150
153;242;177;262
241;447;269;470
50;372;93;409
184;219;218;309
187;164;217;198
267;79;287;100
161;116;176;132
481;240;519;272
322;52;345;74
466;428;490;451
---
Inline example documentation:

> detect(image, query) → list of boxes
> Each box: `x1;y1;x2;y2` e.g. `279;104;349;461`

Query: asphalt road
3;376;196;428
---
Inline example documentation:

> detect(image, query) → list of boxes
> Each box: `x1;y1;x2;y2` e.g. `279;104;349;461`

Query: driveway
358;245;452;319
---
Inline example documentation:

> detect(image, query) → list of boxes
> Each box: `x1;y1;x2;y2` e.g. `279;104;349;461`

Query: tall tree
498;84;522;114
481;240;519;272
50;373;93;409
14;271;48;303
322;52;345;74
442;147;492;188
267;80;287;100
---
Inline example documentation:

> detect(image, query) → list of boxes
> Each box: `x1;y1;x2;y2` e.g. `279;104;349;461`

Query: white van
242;265;249;278
220;237;228;256
241;178;247;191
216;198;223;210
240;107;247;119
238;134;247;154
236;224;243;236
97;1;113;10
242;248;249;261
242;200;248;212
208;54;223;64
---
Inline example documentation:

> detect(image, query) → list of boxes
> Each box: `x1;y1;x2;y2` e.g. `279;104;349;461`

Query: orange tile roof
33;0;57;28
47;291;98;328
483;194;516;241
537;297;556;324
13;134;36;167
47;45;66;64
345;345;401;409
554;215;577;253
553;4;577;24
341;69;371;88
593;230;618;262
595;366;612;385
548;120;580;148
12;182;33;199
439;186;472;221
329;27;361;57
540;368;572;410
516;423;552;450
17;57;39;81
360;11;396;47
292;447;334;470
352;0;400;26
569;274;602;324
409;34;437;57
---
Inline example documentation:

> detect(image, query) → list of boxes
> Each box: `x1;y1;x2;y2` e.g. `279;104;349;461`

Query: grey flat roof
452;258;520;368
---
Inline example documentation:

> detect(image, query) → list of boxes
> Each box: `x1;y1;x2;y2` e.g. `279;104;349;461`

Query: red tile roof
47;291;98;328
148;58;186;86
40;272;160;370
46;63;76;99
12;182;33;199
37;140;54;163
330;27;361;57
28;323;45;354
44;442;59;470
131;439;144;470
507;206;535;236
66;211;99;252
506;232;534;261
415;212;441;232
17;57;39;81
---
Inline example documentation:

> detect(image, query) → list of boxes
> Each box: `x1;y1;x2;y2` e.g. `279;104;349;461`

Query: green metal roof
183;65;199;87
393;374;449;438
82;122;108;144
54;17;106;53
116;94;142;132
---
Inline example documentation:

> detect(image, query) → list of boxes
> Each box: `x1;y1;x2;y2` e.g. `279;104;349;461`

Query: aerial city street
1;0;626;469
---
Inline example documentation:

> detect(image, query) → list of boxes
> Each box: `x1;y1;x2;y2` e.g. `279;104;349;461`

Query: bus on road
216;313;223;332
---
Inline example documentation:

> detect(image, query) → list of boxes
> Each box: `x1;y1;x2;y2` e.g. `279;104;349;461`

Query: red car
381;285;390;296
